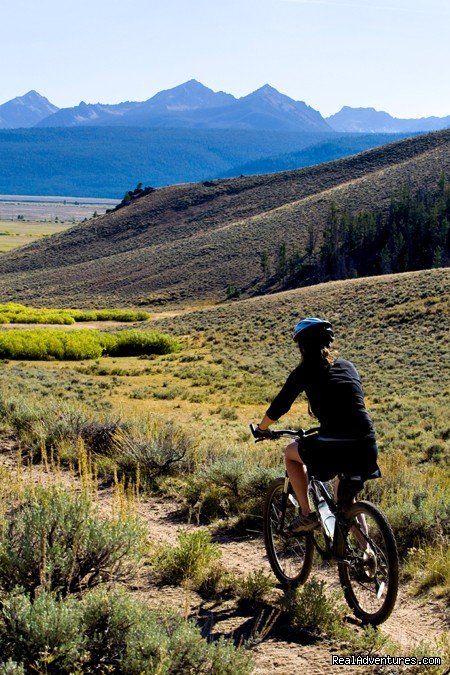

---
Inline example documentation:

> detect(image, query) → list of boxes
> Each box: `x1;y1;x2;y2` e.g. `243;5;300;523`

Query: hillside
0;129;449;308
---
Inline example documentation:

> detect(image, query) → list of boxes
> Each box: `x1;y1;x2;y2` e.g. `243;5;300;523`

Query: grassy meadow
0;268;449;671
0;195;118;253
0;220;72;253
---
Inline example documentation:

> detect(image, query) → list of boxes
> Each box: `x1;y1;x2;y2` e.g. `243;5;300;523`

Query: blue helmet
292;317;334;346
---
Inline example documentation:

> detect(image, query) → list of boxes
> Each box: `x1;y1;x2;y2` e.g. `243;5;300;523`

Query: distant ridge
327;106;450;133
221;132;413;177
0;128;449;308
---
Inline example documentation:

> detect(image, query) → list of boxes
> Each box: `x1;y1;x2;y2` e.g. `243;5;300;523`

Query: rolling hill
0;128;449;308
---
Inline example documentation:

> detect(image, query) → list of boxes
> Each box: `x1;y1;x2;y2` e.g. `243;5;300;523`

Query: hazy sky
2;0;449;117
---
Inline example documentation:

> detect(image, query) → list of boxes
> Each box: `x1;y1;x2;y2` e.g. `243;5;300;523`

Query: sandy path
0;435;448;674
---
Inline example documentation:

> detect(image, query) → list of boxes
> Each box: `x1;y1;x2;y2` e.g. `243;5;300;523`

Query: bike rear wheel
336;500;399;625
263;477;314;588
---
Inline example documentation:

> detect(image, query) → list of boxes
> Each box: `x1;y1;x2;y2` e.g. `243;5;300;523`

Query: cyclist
253;317;381;532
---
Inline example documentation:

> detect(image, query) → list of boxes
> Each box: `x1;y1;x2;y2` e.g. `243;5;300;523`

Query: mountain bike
250;424;399;625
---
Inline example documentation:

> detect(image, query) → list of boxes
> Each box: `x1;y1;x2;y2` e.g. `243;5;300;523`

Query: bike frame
282;471;353;563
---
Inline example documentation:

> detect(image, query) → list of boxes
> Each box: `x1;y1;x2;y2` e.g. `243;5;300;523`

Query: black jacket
266;358;375;439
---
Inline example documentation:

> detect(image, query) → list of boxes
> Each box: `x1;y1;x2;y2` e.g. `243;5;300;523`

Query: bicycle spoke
263;478;314;586
269;493;308;577
337;501;398;624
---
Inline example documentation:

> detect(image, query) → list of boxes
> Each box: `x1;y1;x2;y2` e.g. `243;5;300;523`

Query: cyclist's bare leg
284;442;311;515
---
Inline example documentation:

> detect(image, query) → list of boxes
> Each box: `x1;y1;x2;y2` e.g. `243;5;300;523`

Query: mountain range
0;81;331;133
1;81;450;133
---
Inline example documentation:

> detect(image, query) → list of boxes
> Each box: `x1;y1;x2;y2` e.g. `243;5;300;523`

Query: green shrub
0;303;150;325
151;386;182;400
0;330;103;360
221;407;239;421
196;562;231;600
0;588;253;675
0;395;122;459
409;634;450;675
80;587;163;672
80;419;124;455
363;454;450;557
382;495;449;557
71;308;150;322
112;420;195;485
0;591;83;673
280;577;346;636
82;588;253;674
152;530;221;587
106;330;180;357
0;592;82;675
0;303;75;325
405;544;450;598
0;329;179;361
233;569;275;608
0;486;144;598
182;461;278;524
341;624;393;657
0;660;25;674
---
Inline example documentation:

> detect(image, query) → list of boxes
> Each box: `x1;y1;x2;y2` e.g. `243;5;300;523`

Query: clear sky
2;0;449;118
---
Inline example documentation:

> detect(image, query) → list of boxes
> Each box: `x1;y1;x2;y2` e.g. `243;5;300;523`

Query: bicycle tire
336;500;399;625
263;477;314;588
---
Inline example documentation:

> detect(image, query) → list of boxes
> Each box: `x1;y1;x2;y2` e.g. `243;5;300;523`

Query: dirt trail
0;436;448;674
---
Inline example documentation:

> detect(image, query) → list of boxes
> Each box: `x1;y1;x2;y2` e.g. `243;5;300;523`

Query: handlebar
249;423;320;442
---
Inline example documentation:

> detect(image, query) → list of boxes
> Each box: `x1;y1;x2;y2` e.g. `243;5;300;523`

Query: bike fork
278;475;290;533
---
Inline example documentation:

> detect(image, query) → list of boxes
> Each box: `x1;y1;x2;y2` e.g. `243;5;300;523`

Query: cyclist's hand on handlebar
249;423;274;442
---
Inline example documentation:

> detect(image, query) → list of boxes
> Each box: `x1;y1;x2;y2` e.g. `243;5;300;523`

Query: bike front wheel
263;477;314;588
336;500;399;625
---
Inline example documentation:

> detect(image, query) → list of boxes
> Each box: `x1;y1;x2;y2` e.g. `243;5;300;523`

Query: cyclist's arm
257;414;275;431
265;366;305;423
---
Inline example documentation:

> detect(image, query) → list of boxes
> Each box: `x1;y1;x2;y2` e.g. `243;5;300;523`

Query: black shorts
297;433;381;482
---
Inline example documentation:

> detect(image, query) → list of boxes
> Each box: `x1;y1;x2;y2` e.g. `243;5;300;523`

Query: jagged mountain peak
0;90;59;128
243;83;294;101
145;80;236;111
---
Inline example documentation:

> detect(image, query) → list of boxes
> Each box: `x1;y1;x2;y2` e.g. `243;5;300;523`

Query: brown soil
0;436;447;674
